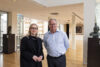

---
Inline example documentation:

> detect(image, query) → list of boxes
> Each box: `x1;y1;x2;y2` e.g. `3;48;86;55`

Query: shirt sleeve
63;32;69;50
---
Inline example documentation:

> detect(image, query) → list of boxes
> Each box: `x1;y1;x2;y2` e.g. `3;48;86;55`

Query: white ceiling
0;0;83;24
33;0;83;7
97;0;100;3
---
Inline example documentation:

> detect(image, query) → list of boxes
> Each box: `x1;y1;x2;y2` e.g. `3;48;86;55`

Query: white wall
83;0;96;64
43;21;48;34
8;12;17;35
96;3;100;29
60;24;65;32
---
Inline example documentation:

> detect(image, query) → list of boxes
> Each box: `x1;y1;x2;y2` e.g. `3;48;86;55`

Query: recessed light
50;12;59;15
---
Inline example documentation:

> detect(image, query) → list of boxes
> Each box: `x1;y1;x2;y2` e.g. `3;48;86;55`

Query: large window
17;15;48;48
0;11;8;52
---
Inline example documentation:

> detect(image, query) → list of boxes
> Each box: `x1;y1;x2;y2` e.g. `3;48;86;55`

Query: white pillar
72;15;76;49
8;12;17;51
0;14;1;46
8;12;17;34
83;0;96;64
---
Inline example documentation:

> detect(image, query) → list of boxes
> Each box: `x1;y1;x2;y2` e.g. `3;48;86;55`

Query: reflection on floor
0;35;87;67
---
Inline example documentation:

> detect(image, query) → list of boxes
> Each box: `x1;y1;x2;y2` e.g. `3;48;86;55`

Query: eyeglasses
30;27;38;30
49;24;57;26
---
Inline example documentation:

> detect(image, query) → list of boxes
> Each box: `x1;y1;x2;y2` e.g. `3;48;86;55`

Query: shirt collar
48;29;59;34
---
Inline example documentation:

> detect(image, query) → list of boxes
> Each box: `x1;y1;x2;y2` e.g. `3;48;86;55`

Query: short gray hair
48;19;57;25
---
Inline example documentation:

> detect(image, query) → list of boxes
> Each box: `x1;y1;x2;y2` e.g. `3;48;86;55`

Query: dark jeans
47;55;66;67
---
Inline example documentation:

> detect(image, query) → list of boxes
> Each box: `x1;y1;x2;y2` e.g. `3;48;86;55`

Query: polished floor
0;35;87;67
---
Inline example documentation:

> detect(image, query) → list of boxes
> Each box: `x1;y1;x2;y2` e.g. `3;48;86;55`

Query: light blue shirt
44;30;69;57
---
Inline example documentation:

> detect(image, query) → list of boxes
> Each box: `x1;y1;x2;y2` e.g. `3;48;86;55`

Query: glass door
0;11;7;52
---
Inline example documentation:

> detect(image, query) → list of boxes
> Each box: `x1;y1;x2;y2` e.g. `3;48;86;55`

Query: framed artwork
76;26;82;33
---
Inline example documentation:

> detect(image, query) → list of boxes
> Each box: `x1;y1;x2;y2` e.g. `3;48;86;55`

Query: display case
87;38;100;67
3;34;15;54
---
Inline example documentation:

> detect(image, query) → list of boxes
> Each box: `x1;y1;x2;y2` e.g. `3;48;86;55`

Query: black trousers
47;55;66;67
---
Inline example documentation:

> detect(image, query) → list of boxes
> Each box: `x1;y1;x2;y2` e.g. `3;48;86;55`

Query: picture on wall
76;26;83;33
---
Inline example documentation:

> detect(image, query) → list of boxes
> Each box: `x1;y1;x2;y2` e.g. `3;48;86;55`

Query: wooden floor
0;36;87;67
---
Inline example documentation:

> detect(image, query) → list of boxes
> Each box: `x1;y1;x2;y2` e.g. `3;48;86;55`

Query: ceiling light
50;12;59;15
